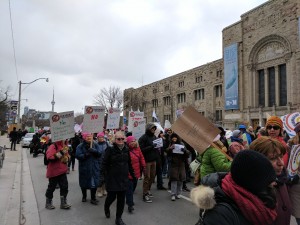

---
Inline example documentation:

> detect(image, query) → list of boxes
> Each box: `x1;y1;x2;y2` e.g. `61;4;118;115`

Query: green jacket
199;146;231;179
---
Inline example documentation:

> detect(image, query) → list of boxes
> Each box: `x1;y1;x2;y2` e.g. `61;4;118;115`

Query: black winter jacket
138;124;159;162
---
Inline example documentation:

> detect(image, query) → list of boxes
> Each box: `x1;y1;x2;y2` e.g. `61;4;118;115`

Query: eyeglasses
266;125;280;130
116;138;125;141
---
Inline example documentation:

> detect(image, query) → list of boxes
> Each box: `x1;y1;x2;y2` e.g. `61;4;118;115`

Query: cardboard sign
106;107;121;129
171;106;220;154
82;106;105;133
128;111;144;132
132;119;146;140
50;111;74;142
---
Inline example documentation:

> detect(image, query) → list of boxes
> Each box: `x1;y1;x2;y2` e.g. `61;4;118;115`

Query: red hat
126;136;136;143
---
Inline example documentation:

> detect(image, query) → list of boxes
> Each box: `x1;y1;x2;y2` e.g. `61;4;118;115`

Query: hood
145;123;156;135
190;185;216;210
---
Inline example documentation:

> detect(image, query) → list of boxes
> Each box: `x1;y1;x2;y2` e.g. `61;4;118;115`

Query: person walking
45;140;71;210
191;150;278;225
100;131;136;225
76;132;102;205
9;127;18;151
125;135;146;213
68;133;81;172
138;123;159;203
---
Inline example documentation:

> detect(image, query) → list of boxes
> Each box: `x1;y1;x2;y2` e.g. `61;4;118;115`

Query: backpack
44;143;58;166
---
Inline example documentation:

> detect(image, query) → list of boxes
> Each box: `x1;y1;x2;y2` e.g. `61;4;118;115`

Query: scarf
221;174;277;225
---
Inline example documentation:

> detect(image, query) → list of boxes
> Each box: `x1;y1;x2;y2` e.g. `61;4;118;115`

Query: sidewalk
0;135;39;225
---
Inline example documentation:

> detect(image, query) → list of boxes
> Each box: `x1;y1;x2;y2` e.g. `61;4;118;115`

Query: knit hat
126;136;136;143
266;116;283;129
97;132;105;138
294;122;300;133
230;150;276;195
239;124;246;129
232;130;242;138
82;132;91;140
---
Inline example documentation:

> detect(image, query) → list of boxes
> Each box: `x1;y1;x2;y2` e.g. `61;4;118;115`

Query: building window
195;76;203;83
216;70;222;77
179;81;184;88
279;64;287;106
164;85;170;91
199;111;205;116
163;96;171;106
258;69;265;106
152;99;158;108
153;88;157;94
194;89;205;100
215;85;222;97
177;93;186;103
216;110;222;121
164;114;171;122
268;67;275;107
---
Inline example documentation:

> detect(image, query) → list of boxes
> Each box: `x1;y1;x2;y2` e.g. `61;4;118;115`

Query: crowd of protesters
10;115;300;225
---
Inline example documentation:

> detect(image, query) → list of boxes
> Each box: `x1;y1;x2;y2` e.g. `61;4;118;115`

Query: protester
247;126;256;141
76;132;102;205
125;135;146;213
68;133;81;172
191;150;277;225
138;123;159;203
166;133;190;201
96;132;109;198
228;130;245;157
9;127;18;151
238;124;252;147
250;136;292;225
287;122;300;225
45;140;71;210
156;131;167;190
100;131;136;225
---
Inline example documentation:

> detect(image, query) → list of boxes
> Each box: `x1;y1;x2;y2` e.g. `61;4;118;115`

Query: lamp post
17;78;49;124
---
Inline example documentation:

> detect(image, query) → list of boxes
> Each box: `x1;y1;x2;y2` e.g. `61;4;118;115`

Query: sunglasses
266;125;280;130
116;138;125;141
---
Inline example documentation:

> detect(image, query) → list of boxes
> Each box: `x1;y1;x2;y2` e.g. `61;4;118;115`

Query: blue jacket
76;141;102;188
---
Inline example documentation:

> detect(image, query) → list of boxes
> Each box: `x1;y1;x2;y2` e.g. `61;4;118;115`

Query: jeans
11;140;16;150
143;161;156;194
105;191;126;219
171;181;182;196
68;155;76;169
125;179;138;207
45;173;68;199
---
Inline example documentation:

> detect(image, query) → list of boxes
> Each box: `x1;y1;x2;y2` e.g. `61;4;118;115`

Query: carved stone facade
124;0;300;129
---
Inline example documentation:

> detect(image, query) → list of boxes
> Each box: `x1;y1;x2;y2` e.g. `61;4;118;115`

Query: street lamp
17;78;49;124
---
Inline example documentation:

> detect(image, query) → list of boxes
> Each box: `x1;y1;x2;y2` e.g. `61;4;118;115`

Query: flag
152;109;160;123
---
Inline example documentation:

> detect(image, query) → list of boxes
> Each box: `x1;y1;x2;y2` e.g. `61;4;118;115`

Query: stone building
123;0;300;130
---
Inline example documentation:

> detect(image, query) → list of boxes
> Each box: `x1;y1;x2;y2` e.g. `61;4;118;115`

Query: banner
287;144;300;177
224;43;239;110
281;112;300;138
152;110;160;123
128;111;144;132
132;119;146;140
171;106;220;154
50;111;74;142
82;106;105;133
106;107;121;129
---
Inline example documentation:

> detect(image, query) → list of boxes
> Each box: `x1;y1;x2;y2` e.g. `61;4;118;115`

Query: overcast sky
0;0;266;115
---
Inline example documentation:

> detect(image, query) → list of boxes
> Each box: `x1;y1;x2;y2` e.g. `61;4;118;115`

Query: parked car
21;133;35;148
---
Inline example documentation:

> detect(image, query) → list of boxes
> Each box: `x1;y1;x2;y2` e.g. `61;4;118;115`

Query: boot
115;218;126;225
60;196;71;209
45;198;55;209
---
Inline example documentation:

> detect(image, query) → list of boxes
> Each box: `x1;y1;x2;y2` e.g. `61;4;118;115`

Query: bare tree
94;86;123;112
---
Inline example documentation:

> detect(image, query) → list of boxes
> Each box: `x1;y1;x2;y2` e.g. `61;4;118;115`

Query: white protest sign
153;138;163;148
128;111;144;132
287;145;300;177
173;144;185;154
82;106;105;133
50;111;74;142
106;107;121;129
132;119;146;140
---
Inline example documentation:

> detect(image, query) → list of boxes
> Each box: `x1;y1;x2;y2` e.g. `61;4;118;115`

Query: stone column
275;66;280;106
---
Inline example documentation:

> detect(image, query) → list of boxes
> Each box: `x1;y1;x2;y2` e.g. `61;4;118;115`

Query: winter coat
191;173;252;225
200;146;231;180
138;124;159;162
100;143;135;192
97;141;109;167
76;141;102;189
167;142;189;181
128;146;146;179
46;142;68;178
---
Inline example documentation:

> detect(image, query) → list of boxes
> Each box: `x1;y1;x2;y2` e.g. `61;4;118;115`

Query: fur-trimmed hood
190;185;216;210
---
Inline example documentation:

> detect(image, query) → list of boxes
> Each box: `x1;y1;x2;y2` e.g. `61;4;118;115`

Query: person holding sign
250;136;292;225
166;133;190;201
45;140;71;210
76;132;102;205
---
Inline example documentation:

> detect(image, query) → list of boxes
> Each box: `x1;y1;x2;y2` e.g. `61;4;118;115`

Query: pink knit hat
126;136;136;143
82;132;91;140
97;132;105;138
